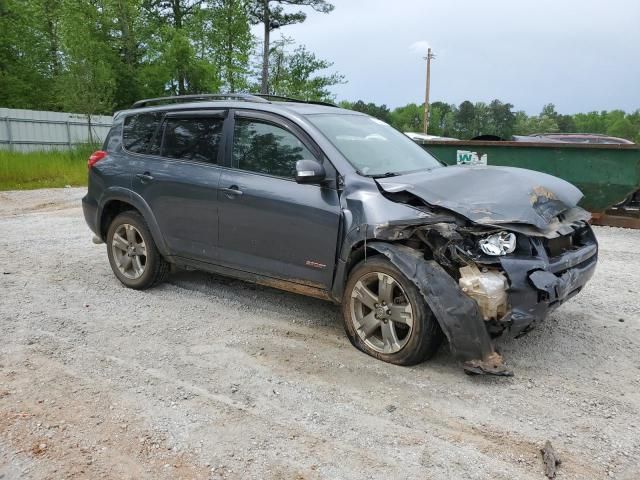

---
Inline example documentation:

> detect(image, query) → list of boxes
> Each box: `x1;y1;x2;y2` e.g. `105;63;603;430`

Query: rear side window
102;123;122;152
123;113;163;154
161;117;224;164
232;119;314;178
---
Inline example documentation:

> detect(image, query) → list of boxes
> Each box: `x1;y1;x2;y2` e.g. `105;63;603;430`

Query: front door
129;110;226;262
217;112;341;289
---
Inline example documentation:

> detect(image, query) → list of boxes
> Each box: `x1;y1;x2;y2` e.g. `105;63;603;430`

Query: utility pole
261;0;271;94
423;48;435;134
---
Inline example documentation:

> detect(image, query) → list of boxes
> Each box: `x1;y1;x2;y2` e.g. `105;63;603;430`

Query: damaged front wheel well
346;239;434;276
345;243;381;275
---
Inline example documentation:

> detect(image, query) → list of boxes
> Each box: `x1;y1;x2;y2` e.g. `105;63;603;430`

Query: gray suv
83;94;598;375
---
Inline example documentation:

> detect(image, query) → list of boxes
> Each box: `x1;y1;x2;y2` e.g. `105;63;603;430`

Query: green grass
0;146;97;190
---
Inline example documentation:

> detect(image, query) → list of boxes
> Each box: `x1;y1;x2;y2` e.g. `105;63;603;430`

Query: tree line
0;0;340;115
1;0;637;143
340;100;640;142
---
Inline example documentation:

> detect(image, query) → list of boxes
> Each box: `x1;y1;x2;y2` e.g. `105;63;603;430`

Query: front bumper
498;226;598;336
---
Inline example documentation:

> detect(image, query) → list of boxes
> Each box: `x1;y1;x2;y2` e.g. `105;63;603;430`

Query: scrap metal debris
463;352;513;377
540;440;561;478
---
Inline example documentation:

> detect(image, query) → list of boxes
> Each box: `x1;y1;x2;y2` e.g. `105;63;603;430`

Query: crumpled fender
367;242;512;376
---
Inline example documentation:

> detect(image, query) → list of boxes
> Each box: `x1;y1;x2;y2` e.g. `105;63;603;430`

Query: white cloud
409;40;431;56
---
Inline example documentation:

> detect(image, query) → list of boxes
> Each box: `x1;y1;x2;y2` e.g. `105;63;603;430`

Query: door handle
221;186;243;197
136;172;154;183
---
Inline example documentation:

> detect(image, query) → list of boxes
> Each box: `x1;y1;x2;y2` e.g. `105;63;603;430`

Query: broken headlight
478;232;516;256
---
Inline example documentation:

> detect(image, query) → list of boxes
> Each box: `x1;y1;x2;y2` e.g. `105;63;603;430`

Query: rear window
123;113;163;154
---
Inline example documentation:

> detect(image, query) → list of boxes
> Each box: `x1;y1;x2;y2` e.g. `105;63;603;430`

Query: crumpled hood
376;165;584;230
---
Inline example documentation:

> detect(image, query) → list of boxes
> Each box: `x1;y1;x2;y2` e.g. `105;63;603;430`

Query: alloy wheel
349;272;414;354
111;223;147;280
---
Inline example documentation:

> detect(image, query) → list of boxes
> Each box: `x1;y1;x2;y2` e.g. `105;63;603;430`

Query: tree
455;101;475;139
488;99;515;139
472;102;490;137
248;0;333;94
607;118;637;141
56;0;117;141
264;37;344;101
513;111;559;135
573;111;607;133
426;101;452;135
1;0;349;114
345;100;391;122
556;114;576;133
390;103;423;133
0;0;62;109
532;104;560;134
540;103;558;119
104;0;145;109
142;0;219;96
626;110;640;142
209;0;253;92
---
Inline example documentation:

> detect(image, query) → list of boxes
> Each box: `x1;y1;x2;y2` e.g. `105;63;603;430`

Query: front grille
545;234;573;257
543;224;589;258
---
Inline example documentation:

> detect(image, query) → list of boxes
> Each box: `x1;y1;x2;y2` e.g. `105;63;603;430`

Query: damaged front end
344;169;598;376
365;241;514;376
365;210;597;376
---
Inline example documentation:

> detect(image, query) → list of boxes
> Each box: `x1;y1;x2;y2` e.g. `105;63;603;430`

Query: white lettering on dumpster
457;150;487;166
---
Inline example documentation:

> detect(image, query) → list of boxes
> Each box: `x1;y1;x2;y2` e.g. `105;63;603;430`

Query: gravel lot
1;188;639;480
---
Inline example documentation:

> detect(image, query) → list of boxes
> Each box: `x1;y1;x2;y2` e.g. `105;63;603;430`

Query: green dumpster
416;140;640;213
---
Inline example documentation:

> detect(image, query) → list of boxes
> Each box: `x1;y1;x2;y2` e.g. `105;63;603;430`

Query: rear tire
106;211;169;289
342;256;443;366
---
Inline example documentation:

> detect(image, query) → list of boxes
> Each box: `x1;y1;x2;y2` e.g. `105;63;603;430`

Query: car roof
113;97;364;121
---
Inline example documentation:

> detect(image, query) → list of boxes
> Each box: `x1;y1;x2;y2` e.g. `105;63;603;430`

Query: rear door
217;111;341;289
128;110;226;262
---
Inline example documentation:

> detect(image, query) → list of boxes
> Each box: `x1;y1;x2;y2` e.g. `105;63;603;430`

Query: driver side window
232;118;314;178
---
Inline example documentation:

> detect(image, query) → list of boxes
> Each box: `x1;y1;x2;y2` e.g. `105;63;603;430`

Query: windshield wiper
370;171;401;179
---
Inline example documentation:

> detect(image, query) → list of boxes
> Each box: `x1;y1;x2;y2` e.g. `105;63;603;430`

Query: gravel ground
0;188;639;480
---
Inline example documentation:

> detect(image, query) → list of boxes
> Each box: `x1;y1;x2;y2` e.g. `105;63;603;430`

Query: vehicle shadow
161;269;607;380
166;268;343;329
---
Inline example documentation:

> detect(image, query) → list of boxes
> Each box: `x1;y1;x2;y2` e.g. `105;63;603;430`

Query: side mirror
295;159;326;184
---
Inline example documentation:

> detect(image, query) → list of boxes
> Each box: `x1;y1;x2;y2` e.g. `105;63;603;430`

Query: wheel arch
98;189;170;257
330;239;381;303
364;241;511;375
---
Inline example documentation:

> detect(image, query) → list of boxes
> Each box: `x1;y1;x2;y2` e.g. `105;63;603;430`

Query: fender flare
97;187;171;257
367;242;512;376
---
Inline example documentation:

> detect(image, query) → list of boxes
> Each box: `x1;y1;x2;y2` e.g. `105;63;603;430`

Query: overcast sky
271;0;639;114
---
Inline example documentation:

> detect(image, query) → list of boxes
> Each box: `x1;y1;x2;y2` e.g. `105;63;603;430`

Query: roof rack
131;93;339;109
131;93;269;108
253;94;338;108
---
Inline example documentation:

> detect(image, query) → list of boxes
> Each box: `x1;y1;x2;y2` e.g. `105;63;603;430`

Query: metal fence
0;108;113;152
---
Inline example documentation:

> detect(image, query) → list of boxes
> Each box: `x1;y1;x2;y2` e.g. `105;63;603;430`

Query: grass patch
0;146;96;190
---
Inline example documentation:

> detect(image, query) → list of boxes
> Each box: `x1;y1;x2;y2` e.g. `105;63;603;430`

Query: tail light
88;150;107;169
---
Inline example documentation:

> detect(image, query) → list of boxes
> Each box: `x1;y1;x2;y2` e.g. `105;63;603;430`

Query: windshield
307;113;442;176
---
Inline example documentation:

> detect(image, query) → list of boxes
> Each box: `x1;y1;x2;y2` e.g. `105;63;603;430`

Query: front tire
342;256;443;366
106;211;169;289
